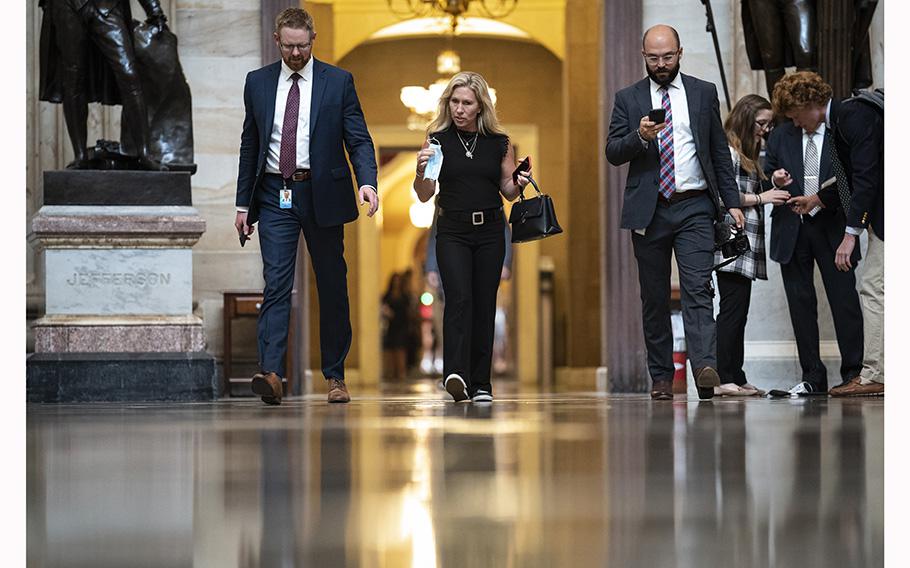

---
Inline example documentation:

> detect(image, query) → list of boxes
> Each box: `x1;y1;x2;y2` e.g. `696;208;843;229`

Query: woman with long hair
412;72;530;403
714;94;791;395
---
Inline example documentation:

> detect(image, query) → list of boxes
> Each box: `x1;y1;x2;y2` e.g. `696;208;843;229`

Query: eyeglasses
754;120;774;131
279;42;312;53
643;51;679;65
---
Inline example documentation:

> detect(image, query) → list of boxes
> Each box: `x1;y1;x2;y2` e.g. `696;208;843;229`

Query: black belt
657;189;706;206
438;206;503;226
266;169;311;181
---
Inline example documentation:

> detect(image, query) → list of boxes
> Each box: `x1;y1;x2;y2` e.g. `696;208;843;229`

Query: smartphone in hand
512;156;531;184
648;108;666;124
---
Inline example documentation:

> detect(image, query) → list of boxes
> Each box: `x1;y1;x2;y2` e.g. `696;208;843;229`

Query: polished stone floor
27;380;883;567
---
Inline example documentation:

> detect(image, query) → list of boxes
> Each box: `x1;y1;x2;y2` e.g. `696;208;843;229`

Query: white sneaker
419;357;433;374
472;390;493;403
444;374;469;402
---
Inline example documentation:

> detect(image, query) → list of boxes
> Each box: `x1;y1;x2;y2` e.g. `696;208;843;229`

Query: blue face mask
423;137;443;181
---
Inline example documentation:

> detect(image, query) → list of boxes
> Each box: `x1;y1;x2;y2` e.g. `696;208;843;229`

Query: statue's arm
137;0;167;21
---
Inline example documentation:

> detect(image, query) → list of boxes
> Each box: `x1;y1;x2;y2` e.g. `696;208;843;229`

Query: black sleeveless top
432;126;508;211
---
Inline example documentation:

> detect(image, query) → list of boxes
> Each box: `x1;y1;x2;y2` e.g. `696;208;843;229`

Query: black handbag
508;176;563;243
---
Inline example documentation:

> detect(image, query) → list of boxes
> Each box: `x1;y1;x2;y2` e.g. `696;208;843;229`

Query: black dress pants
780;218;863;389
716;271;753;386
436;213;505;396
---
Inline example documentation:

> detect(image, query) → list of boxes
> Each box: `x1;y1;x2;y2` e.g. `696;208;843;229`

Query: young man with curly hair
764;71;882;397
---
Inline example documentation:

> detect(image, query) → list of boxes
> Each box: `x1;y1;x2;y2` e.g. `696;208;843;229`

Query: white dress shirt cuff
361;184;378;194
846;226;863;236
236;206;249;213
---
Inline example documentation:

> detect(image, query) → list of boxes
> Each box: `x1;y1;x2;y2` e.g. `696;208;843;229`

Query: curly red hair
771;71;833;115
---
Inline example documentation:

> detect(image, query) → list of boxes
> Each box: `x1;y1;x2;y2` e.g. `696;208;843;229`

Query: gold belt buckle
472;211;484;225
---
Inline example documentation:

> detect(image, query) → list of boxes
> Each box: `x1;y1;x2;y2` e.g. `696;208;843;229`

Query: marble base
43;170;192;206
33;315;205;353
27;352;218;402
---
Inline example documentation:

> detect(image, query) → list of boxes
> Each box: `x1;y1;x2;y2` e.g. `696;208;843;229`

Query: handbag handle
517;175;543;201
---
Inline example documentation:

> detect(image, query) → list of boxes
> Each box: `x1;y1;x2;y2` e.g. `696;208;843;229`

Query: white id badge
279;188;293;209
423;138;443;180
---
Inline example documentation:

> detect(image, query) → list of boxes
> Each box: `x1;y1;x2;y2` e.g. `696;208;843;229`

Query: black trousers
716;271;753;386
780;218;863;389
436;213;505;396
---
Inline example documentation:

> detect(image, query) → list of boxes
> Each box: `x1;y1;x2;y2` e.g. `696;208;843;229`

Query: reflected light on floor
399;421;437;568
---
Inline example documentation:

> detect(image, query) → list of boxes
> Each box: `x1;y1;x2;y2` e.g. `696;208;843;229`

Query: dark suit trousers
632;192;716;383
779;218;863;388
256;175;351;380
435;214;505;396
716;271;753;385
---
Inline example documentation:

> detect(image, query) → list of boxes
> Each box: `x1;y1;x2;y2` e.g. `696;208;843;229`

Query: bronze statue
39;0;195;172
742;0;818;95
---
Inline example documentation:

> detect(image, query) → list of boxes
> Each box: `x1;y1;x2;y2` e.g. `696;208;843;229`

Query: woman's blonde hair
426;72;507;137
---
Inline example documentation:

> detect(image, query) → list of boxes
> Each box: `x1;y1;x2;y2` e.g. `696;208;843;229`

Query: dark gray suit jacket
605;74;740;230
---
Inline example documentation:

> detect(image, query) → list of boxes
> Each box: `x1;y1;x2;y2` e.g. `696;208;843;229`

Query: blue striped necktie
658;86;675;199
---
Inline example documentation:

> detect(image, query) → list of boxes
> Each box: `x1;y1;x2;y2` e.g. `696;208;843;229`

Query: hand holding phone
512;156;531;185
648;108;666;124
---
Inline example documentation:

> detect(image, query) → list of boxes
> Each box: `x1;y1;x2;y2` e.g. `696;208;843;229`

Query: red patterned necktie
279;72;302;179
658;86;675;199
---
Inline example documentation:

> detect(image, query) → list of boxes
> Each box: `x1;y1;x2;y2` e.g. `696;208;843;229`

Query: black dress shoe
251;372;283;405
650;380;673;400
693;367;720;400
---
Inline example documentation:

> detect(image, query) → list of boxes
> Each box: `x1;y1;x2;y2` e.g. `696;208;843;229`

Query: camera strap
712;254;741;272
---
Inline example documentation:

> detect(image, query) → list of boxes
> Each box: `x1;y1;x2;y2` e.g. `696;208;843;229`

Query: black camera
715;223;750;259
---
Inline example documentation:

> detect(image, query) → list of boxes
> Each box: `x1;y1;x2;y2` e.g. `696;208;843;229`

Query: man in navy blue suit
234;7;378;405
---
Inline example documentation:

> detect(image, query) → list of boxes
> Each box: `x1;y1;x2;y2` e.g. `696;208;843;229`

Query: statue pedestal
27;171;217;402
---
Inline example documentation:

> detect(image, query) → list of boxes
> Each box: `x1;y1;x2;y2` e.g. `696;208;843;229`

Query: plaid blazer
715;147;768;280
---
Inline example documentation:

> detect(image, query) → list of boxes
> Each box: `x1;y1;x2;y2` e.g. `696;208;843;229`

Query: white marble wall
175;0;265;357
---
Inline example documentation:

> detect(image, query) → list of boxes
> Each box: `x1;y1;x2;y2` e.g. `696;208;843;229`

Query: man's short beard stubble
646;62;681;86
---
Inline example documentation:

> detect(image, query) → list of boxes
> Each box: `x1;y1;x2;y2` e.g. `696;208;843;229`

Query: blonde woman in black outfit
413;72;530;403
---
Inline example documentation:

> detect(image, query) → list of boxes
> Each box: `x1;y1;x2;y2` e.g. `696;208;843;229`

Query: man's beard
646;62;681;86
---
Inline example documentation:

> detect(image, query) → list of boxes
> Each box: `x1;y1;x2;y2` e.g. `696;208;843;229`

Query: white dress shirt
266;58;314;174
649;75;707;192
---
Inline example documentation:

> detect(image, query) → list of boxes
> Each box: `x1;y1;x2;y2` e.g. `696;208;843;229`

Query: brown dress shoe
251;372;283;405
693;366;720;400
650;380;673;400
830;376;884;397
327;378;351;403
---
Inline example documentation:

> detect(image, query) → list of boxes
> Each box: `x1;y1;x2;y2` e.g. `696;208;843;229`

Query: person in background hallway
763;71;864;396
413;71;530;404
606;24;745;401
381;273;409;380
713;95;791;396
234;7;378;405
782;74;884;397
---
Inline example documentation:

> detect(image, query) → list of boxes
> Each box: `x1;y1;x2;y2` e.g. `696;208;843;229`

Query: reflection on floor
27;379;883;568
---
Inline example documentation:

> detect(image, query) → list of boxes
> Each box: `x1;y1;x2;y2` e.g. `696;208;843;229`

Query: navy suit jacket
605;74;740;230
763;100;862;265
818;98;884;240
236;58;378;227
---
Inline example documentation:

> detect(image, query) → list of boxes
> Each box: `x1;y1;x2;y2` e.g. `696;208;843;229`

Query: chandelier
392;0;506;130
387;0;518;32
